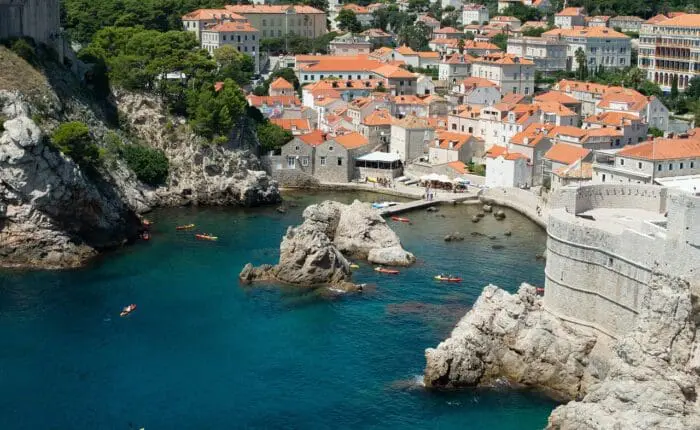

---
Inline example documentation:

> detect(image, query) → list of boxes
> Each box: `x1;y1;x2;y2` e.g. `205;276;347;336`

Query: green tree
51;122;100;166
257;122;293;154
521;26;551;37
670;74;679;100
501;3;541;22
491;33;508;51
575;47;587;80
398;21;431;51
457;38;465;54
336;9;362;32
214;45;254;86
121;144;169;186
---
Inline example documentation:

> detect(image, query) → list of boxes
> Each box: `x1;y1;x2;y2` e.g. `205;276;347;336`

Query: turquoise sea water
0;191;557;429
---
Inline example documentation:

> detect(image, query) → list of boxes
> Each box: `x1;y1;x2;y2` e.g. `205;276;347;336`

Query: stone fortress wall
544;184;700;339
0;0;63;57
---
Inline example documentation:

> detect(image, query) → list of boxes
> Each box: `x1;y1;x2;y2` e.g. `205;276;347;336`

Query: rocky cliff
240;200;415;289
0;92;141;268
424;273;700;429
115;91;280;208
0;46;279;269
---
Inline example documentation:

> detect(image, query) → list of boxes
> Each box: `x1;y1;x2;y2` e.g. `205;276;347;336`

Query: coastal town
1;0;700;429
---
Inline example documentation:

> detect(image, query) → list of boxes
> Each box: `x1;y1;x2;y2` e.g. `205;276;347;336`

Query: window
301;156;309;166
620;159;625;166
304;75;308;81
245;35;248;41
338;157;343;166
287;157;296;169
638;162;642;169
320;156;326;166
328;146;334;151
669;163;673;170
692;161;695;168
680;162;684;169
252;35;255;41
451;123;457;130
262;19;267;26
238;35;241;42
658;164;662;171
295;145;300;151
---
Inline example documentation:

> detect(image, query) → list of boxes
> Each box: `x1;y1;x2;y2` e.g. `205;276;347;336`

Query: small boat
434;275;462;283
195;233;218;241
176;224;195;230
375;267;399;275
391;216;410;223
371;201;399;210
536;287;545;294
142;219;152;227
120;304;137;317
141;231;150;241
350;264;360;269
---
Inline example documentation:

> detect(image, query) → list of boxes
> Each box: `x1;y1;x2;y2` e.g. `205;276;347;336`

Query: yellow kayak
350;264;360;269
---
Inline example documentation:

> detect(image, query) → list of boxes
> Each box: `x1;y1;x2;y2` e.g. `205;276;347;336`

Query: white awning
421;173;452;183
357;152;402;163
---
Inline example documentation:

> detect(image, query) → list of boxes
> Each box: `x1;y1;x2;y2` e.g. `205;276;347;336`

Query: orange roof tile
646;14;671;24
395;45;417;55
183;9;244;21
392;115;430;129
447;160;469;174
298;130;326;146
597;88;649;111
301;58;384;72
435;26;462;33
617;138;700;160
270;118;311;132
341;3;370;13
557;79;612;95
207;21;258;32
544;143;591;164
417;51;440;59
534;101;576;116
552;125;587;138
333;132;369;149
270;77;293;90
583;112;639;126
474;52;534;65
225;4;324;14
460;77;498;88
435;131;472;150
544;26;629;39
556;7;585;16
534;91;580;105
362;109;393;126
554;161;592;179
510;123;554;147
652;13;700;27
247;95;301;107
500;93;526;105
582;128;623;139
372;64;416;79
485;145;508;158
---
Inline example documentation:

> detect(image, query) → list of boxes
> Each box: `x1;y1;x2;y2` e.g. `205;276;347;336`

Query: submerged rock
483;204;493;213
444;232;465;242
471;216;480;223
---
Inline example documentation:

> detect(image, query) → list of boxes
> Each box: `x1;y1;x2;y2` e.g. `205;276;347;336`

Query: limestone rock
368;245;416;266
240;200;414;287
444;232;465;242
424;284;598;399
0;95;141;269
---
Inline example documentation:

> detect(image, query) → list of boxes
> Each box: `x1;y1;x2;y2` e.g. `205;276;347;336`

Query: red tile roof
544;143;591;164
207;21;258;32
447;160;469;174
617;137;700;161
298;130;325;146
333;132;369;149
225;4;324;14
270;77;294;90
362;109;393;126
270;118;311;132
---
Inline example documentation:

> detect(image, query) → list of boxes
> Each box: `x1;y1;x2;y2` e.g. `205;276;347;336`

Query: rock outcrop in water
424;273;700;429
240;200;415;289
0;96;141;268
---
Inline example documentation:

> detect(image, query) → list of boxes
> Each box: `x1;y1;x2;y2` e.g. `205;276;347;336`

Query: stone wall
543;184;700;340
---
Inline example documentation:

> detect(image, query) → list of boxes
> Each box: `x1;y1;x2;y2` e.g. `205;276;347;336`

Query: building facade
639;14;700;92
471;53;535;96
200;21;260;72
462;3;489;25
225;5;326;39
506;37;568;73
329;33;372;56
543;27;632;71
554;7;586;29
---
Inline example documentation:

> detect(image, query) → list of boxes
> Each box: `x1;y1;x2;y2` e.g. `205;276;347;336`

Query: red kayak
141;231;150;241
375;267;400;275
435;275;462;283
391;216;410;223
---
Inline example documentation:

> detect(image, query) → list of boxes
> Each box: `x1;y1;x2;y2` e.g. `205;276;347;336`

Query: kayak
176;224;195;230
196;234;218;241
120;304;137;317
375;267;399;275
350;264;360;269
391;216;410;223
141;231;151;241
434;275;462;283
536;287;545;293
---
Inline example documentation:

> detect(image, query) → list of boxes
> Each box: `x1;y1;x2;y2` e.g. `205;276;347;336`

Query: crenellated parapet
543;184;700;339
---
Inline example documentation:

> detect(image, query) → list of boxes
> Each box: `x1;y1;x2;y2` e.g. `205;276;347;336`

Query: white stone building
543;26;632;71
609;16;644;33
471;53;536;96
462;4;489;25
485;145;532;188
506;37;568;73
200;21;261;73
554;7;586;29
225;4;327;39
438;54;473;85
329;33;372;56
448;77;501;106
428;131;482;165
592;135;700;185
390;116;435;162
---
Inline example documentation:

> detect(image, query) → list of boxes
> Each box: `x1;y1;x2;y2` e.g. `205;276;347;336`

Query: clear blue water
0;191;557;429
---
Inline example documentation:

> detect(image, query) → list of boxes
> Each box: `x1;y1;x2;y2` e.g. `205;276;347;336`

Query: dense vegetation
253;68;301;97
260;32;339;55
120;144;170;186
51;122;101;167
257;122;294;154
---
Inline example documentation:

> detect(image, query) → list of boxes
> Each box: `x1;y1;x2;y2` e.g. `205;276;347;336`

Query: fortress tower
0;0;62;54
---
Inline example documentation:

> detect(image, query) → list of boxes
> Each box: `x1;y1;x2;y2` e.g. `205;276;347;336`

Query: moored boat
434;275;462;283
350;264;360;269
141;231;150;241
195;233;218;241
120;304;137;317
176;224;195;230
374;267;399;275
391;216;410;223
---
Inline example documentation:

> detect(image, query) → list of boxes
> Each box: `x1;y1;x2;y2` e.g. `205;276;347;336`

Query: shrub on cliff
10;39;37;65
121;144;169;186
51;122;101;166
